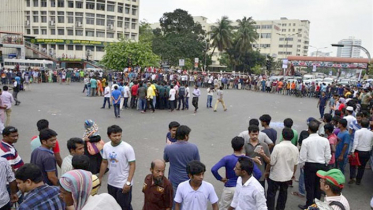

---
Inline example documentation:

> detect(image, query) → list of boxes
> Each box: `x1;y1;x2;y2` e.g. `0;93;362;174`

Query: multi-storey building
0;0;140;63
336;36;362;58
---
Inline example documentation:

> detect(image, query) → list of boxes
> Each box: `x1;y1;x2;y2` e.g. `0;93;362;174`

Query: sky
139;0;373;59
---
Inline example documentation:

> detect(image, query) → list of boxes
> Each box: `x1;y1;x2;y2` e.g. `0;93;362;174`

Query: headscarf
60;170;93;210
83;119;99;139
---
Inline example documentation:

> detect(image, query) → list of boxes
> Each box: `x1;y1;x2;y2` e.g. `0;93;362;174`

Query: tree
209;16;234;57
100;39;160;70
235;17;258;54
139;20;154;44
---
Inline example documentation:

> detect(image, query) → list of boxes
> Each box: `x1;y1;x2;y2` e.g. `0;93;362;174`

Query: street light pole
277;32;300;77
332;44;371;80
309;45;327;57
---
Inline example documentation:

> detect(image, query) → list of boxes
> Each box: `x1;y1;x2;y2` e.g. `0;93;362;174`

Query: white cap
346;106;354;112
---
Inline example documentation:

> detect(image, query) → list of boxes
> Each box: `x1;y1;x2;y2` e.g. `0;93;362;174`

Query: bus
3;59;54;71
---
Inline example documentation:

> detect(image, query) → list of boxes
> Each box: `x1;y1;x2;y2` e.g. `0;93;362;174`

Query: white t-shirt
104;87;111;97
169;89;176;101
185;87;190;97
82;194;121;210
61;155;73;175
102;141;136;188
174;180;218;210
111;84;119;91
324;194;350;210
123;86;130;98
207;88;214;96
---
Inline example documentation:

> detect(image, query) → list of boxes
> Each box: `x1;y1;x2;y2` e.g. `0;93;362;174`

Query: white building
150;16;310;64
0;0;140;63
336;36;362;58
310;51;331;57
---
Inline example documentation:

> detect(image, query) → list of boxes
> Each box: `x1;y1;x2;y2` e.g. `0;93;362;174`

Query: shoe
224;109;227;111
209;106;213;108
181;109;184;110
176;109;180;111
348;179;355;184
118;116;120;118
356;180;361;185
214;110;217;112
298;204;308;209
100;107;104;109
18;102;21;105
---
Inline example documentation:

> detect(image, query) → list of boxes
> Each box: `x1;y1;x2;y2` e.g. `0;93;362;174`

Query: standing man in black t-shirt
12;79;20;106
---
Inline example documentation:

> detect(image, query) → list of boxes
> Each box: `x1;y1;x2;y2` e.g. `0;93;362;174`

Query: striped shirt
0;140;24;170
0;157;15;208
19;185;65;210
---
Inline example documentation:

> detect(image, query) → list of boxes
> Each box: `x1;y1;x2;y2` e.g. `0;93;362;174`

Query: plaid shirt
19;185;65;210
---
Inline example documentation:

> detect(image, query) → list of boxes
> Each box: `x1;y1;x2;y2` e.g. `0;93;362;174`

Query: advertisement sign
282;59;288;69
29;39;106;46
179;59;185;67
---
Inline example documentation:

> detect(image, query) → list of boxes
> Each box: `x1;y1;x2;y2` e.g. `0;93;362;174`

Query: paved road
10;83;372;210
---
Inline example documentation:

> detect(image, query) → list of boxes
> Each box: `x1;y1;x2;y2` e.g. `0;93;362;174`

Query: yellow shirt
91;175;100;196
147;86;154;99
150;84;156;96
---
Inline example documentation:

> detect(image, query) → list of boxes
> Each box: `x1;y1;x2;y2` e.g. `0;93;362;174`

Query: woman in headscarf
59;170;120;210
83;119;103;174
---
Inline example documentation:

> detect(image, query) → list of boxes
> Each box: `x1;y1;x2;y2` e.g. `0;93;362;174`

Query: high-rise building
0;0;140;62
336;36;362;58
310;51;331;57
150;16;310;65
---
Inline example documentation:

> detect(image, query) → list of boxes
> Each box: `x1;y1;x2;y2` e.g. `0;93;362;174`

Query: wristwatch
126;181;131;186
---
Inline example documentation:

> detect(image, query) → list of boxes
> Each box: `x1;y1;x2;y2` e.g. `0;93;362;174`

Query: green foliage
139;20;154;44
209;16;234;53
100;39;160;70
252;65;262;75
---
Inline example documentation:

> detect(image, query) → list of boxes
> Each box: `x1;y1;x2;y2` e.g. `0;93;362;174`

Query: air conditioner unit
26;20;30;26
107;24;114;30
77;22;82;27
49;20;54;26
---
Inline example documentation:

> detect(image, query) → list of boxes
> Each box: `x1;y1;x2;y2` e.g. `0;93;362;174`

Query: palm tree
235;16;258;54
209;16;234;57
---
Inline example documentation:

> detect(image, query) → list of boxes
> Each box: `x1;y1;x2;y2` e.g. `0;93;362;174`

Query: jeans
123;97;129;108
169;100;175;111
147;98;155;112
319;105;325;118
102;97;111;108
337;157;348;174
152;96;156;108
192;97;199;111
177;96;185;109
113;104;120;117
107;185;132;210
87;87;91;96
207;95;213;107
267;178;289;210
185;97;189;109
12;92;20;104
91;88;96;97
139;98;146;111
130;95;137;108
298;167;305;196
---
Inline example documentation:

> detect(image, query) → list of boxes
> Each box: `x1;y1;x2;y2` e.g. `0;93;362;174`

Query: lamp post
332;44;371;80
276;32;300;77
309;45;328;57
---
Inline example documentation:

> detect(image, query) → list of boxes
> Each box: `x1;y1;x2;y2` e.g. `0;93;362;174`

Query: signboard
329;71;333;76
312;64;317;72
59;58;84;62
282;59;288;69
179;59;185;67
0;33;23;45
194;58;199;63
29;39;107;46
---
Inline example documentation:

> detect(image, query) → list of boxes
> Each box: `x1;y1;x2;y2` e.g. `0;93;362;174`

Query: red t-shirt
131;84;139;96
31;135;60;153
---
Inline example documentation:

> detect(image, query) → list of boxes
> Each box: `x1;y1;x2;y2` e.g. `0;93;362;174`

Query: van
303;74;315;80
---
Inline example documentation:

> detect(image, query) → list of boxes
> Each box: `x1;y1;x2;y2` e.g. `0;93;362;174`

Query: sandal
291;191;305;198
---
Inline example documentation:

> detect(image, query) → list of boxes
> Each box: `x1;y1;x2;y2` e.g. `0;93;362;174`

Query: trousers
304;162;327;206
267;178;289;210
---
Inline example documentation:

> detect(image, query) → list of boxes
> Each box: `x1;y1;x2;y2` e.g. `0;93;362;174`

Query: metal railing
24;41;58;62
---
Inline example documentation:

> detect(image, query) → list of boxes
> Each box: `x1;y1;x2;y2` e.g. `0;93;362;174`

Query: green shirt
279;128;298;146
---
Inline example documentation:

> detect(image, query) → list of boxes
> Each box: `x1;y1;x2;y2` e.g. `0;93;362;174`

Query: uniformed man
142;159;173;210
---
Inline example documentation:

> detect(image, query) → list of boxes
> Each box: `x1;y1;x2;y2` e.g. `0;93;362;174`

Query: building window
26;0;31;7
67;29;73;35
33;11;39;22
96;46;104;52
118;5;123;13
75;30;83;36
96;31;105;37
86;13;94;25
86;46;94;52
86;1;94;9
33;0;38;7
75;12;83;24
260;44;270;48
107;33;114;38
96;14;105;26
131;22;136;30
97;0;105;11
86;30;94;37
107;16;115;26
26;29;31;34
124;21;130;29
117;33;123;39
50;0;55;7
282;24;286;26
131;33;136;40
117;20;123;27
58;12;64;23
58;28;64;35
298;34;302;37
260;33;271;38
57;0;64;7
58;45;64;50
293;29;295;32
51;29;55;35
33;29;39;34
68;1;74;8
107;3;115;12
67;12;73;23
67;45;73;50
41;16;47;23
132;6;137;16
261;25;272;29
76;1;83;8
76;45;83;51
281;29;286;32
41;0;47;7
41;29;47;35
293;23;296;26
125;5;130;14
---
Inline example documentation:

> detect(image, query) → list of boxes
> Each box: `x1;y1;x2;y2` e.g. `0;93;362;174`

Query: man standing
166;121;180;145
298;120;331;209
335;119;350;174
101;82;111;109
99;125;136;210
229;157;267;210
111;86;121;118
61;138;85;175
174;160;218;210
266;128;299;210
123;82;130;109
192;85;201;113
168;85;176;112
1;86;13;126
278;118;298;146
324;124;337;168
0;157;18;210
207;86;214;108
142;159;173;210
214;86;227;112
317;91;328;119
176;84;185;110
90;76;97;97
238;119;274;150
351;118;373;185
130;81;138;109
0;126;24;171
244;125;271;188
30;129;59;186
12;79;20;106
15;164;65;210
164;125;200;195
185;84;190;110
146;82;155;113
260;114;277;145
211;137;262;210
137;82;147;113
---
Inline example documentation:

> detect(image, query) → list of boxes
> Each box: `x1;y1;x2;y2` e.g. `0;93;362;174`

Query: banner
29;39;107;46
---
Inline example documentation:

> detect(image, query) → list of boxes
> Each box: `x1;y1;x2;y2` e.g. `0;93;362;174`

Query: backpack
329;201;346;210
179;86;185;96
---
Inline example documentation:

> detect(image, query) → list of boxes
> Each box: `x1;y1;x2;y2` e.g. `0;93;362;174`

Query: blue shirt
319;96;328;107
19;185;65;210
336;130;350;159
164;141;200;186
15;76;21;84
262;128;277;145
211;154;262;187
90;79;97;88
111;90;121;104
30;147;57;186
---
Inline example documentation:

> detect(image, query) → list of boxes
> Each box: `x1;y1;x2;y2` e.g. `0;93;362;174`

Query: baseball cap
316;169;345;189
346;106;354;111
